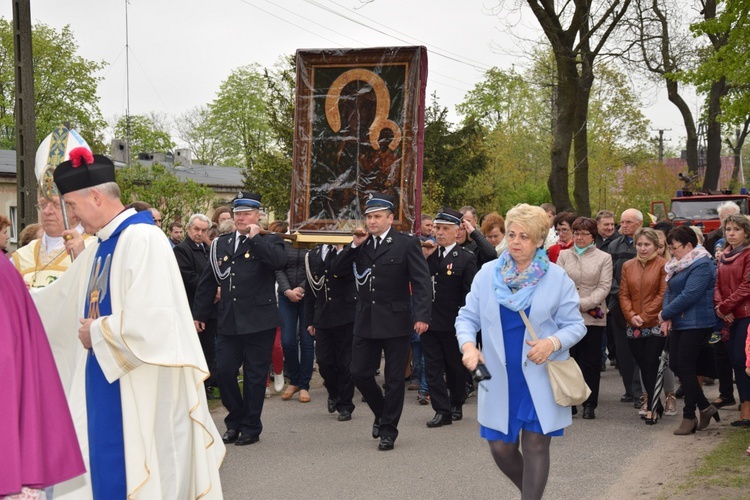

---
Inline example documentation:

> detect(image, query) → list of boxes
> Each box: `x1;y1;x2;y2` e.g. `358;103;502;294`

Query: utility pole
654;128;671;163
13;0;37;233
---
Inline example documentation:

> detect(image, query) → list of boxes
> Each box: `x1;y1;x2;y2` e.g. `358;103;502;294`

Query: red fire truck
651;189;750;232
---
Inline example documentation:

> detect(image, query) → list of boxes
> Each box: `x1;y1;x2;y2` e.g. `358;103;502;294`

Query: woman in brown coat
557;217;612;420
619;227;668;424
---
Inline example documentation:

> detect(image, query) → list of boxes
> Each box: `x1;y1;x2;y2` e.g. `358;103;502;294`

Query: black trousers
628;335;666;411
421;329;466;415
199;318;218;387
571;325;604;408
728;317;750;402
611;302;641;397
669;328;712;419
316;322;356;413
350;335;410;440
712;340;736;400
216;328;275;436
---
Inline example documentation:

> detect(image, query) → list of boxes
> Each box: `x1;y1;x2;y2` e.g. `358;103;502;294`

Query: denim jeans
410;331;428;395
278;293;314;391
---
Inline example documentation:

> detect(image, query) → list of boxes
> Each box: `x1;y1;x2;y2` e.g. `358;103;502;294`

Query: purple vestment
0;256;85;495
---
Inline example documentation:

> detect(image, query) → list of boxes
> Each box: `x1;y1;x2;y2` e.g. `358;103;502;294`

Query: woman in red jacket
715;214;750;427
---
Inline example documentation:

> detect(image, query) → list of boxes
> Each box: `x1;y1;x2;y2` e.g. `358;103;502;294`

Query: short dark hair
169;221;183;231
571;217;598;236
666;225;698;248
127;201;152;212
653;221;674;236
268;220;288;233
421;213;433;222
553;211;577;229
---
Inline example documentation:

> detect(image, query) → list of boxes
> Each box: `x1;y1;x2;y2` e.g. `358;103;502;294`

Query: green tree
211;64;271;171
175;105;228;166
243;56;296;216
116;163;215;227
491;0;633;215
0;19;106;151
422;93;489;209
113;113;174;157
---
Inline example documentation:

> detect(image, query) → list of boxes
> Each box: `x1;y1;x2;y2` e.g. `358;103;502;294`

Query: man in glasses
11;195;94;288
606;209;643;405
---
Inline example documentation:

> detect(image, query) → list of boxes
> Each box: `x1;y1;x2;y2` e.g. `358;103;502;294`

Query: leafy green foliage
422;93;489;209
687;0;750;124
116;163;215;228
0;19;106;152
174;105;228;166
114;114;174;157
211;64;271;170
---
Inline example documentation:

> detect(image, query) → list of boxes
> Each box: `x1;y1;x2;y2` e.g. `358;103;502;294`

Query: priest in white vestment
31;148;224;499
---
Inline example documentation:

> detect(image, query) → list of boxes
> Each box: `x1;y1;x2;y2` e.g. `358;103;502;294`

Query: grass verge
666;428;749;498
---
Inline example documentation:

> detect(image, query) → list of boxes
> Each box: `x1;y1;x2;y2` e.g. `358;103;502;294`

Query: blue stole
84;211;154;499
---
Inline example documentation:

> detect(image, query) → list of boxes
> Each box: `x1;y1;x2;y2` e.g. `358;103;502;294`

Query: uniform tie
374;235;382;249
438;246;445;261
325;244;336;265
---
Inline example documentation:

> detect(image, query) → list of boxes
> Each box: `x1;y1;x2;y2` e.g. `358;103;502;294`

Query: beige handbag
520;310;591;407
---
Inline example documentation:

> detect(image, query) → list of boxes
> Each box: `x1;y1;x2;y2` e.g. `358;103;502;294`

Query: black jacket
174;238;209;307
276;242;308;293
426;245;477;332
304;244;357;329
331;229;432;339
461;229;497;268
607;233;636;309
193;232;287;335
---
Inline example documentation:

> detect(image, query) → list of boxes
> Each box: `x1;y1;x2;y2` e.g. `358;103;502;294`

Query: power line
326;0;491;71
238;0;345;46
303;0;491;72
261;0;363;45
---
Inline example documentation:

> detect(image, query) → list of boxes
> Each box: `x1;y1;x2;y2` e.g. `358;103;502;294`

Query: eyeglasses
572;232;591;237
556;227;571;233
668;244;684;252
36;201;61;211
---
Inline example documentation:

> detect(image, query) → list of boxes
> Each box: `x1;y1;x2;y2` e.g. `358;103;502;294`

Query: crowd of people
4;169;750;498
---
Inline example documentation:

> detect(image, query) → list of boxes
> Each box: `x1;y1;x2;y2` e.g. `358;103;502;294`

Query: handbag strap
519;310;539;341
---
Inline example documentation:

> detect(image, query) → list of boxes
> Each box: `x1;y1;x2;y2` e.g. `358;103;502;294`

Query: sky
1;0;697;151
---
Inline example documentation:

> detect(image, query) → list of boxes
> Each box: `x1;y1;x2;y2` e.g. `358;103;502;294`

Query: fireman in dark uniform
193;192;287;446
331;193;432;451
304;243;358;421
421;208;478;427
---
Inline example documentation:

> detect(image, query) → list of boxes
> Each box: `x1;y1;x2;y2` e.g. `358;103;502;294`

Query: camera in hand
473;363;492;382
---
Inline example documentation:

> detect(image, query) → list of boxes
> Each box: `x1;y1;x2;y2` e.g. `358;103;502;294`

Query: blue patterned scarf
493;248;550;311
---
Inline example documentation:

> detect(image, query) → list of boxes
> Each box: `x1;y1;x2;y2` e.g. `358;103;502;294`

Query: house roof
0;149;244;188
0;150;15;176
115;159;244;189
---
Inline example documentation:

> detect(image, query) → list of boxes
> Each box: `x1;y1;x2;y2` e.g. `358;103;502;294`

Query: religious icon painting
291;46;428;233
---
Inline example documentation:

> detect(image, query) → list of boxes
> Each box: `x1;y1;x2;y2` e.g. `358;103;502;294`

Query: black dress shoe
378;436;395;451
372;418;380;439
235;433;260;446
572;405;578;415
338;410;352;421
222;429;239;443
327;398;338;414
620;394;634;403
582;405;595;419
426;413;452;428
451;406;463;421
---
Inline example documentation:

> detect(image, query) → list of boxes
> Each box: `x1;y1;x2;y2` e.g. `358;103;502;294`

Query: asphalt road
214;363;729;500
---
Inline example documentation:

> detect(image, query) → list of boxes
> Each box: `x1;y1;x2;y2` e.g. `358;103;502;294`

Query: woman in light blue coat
456;204;586;499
